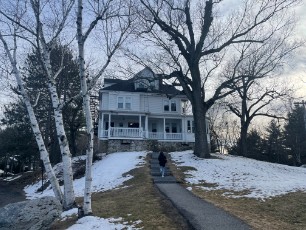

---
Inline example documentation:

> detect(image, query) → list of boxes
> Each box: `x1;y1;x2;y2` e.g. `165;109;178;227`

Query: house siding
146;95;163;113
103;91;184;115
107;92;140;111
101;93;109;110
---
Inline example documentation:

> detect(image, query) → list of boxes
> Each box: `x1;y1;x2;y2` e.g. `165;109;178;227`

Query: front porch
98;113;196;142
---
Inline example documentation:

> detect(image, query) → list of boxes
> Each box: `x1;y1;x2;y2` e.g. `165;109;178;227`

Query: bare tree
0;0;76;209
207;103;240;154
137;0;300;158
224;25;301;157
0;27;63;203
76;0;134;215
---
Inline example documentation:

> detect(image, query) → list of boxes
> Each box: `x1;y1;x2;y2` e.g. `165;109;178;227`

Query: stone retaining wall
98;139;194;153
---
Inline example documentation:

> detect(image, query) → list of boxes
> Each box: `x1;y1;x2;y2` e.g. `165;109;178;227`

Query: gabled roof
102;68;185;97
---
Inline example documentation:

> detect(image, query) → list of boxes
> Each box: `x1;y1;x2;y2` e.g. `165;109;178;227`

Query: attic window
138;82;145;88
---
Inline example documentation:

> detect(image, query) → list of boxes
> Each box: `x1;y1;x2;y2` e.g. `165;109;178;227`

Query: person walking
158;151;167;177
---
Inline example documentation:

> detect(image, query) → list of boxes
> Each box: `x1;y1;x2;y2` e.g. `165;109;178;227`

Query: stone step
152;176;177;184
150;165;169;170
151;152;160;159
151;170;171;176
150;159;160;164
150;152;174;183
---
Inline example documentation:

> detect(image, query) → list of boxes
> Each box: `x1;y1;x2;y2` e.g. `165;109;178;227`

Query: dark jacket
158;152;167;167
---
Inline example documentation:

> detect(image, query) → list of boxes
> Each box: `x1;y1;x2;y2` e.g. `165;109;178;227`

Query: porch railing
165;133;183;140
101;128;183;140
148;132;164;139
101;127;143;138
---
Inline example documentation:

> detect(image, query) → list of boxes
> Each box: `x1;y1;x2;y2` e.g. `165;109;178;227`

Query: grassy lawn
50;155;190;229
170;158;306;230
51;153;306;229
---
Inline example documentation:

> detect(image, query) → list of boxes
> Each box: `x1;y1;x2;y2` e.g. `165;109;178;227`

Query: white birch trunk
0;32;63;203
41;45;76;209
77;0;94;214
75;0;131;214
30;0;76;209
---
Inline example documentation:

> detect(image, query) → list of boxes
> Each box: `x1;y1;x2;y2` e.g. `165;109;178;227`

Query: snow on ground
67;216;142;230
21;149;306;229
24;151;146;229
170;150;306;199
24;151;146;199
61;209;142;230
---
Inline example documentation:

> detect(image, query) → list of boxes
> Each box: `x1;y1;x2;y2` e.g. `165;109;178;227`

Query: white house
98;67;209;152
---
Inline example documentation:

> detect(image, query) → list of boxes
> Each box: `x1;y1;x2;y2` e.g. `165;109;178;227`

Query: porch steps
150;152;177;184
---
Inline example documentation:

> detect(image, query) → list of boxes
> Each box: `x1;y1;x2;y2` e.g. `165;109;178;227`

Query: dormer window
133;67;159;91
139;83;145;88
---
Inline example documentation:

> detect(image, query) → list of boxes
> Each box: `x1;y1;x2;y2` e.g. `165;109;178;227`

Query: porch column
163;118;166;140
145;115;148;138
108;113;111;138
181;118;185;141
101;113;104;138
139;115;142;138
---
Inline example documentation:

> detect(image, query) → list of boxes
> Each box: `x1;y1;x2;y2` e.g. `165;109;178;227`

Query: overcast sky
285;0;306;98
0;0;306;118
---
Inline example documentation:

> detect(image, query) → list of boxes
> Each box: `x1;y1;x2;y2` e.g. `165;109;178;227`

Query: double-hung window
118;97;124;109
171;100;176;111
187;120;195;133
125;97;131;110
118;96;132;110
164;100;169;111
164;99;176;112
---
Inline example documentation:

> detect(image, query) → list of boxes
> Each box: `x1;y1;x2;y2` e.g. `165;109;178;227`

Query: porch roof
99;110;194;118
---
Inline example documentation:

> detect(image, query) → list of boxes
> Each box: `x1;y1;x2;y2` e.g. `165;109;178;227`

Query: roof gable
102;68;185;97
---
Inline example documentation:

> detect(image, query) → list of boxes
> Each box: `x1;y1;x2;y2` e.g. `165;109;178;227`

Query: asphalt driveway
0;179;26;208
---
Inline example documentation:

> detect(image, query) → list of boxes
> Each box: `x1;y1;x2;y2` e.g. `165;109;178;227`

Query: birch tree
0;0;76;209
137;0;300;158
0;28;63;203
76;0;134;214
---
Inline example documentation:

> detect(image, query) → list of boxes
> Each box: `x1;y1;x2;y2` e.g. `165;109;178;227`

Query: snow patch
170;150;306;199
24;151;146;199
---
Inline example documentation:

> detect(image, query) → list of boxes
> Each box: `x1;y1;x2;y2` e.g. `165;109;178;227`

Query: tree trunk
77;0;94;214
240;87;248;157
47;80;76;210
41;42;76;209
240;123;248;157
192;96;210;158
0;33;63;203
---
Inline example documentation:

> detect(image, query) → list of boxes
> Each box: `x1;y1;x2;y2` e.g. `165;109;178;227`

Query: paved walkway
150;152;251;230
